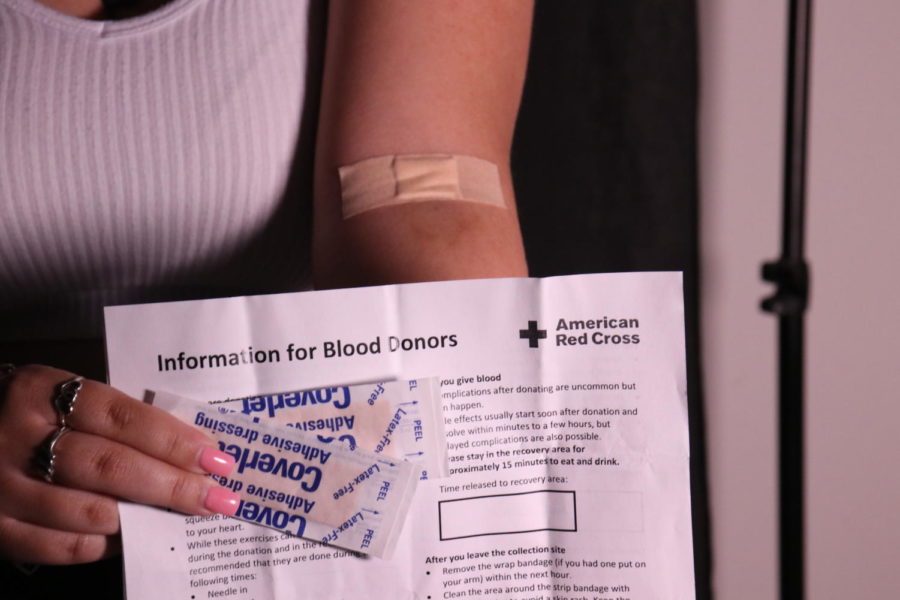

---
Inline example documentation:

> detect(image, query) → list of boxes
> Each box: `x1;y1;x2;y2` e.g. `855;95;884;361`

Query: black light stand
761;1;813;599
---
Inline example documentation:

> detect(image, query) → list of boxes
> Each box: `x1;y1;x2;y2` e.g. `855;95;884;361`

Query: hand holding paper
0;365;239;564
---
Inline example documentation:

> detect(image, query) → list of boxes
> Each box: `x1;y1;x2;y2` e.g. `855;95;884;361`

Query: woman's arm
312;0;533;288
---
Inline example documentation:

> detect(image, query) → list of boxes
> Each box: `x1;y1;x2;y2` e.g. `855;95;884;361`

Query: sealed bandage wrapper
151;391;418;559
339;154;505;218
226;378;447;481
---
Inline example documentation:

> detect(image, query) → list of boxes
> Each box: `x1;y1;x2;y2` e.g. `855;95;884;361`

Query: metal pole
761;1;813;599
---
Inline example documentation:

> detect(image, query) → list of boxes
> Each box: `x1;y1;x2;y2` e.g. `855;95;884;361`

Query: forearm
312;0;533;288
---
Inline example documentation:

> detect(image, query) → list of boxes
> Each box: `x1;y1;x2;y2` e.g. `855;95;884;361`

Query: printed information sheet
105;273;695;600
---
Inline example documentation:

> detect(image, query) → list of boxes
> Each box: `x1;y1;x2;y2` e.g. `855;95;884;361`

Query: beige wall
699;1;900;598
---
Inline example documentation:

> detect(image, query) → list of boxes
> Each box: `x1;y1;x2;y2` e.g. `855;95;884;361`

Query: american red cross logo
519;320;547;348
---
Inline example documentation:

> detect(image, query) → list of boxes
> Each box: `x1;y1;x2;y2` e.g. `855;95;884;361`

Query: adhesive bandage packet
151;390;419;559
220;378;447;481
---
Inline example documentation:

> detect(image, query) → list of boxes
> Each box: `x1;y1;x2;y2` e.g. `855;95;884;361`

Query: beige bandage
339;154;505;219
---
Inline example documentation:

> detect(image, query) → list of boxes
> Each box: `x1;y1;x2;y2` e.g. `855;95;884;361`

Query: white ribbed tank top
0;0;314;340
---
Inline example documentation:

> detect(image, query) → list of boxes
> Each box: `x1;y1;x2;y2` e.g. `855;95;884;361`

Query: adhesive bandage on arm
339;154;506;219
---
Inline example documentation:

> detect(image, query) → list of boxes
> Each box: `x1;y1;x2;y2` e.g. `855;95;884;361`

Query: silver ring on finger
54;376;83;428
35;425;71;484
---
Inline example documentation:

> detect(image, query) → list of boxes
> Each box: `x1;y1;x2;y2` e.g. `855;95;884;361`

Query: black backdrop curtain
511;2;711;598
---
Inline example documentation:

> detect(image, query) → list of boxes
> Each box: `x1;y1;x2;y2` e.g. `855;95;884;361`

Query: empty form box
438;490;577;540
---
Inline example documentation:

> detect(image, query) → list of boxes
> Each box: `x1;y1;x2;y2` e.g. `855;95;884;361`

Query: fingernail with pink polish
204;486;240;516
199;448;235;477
